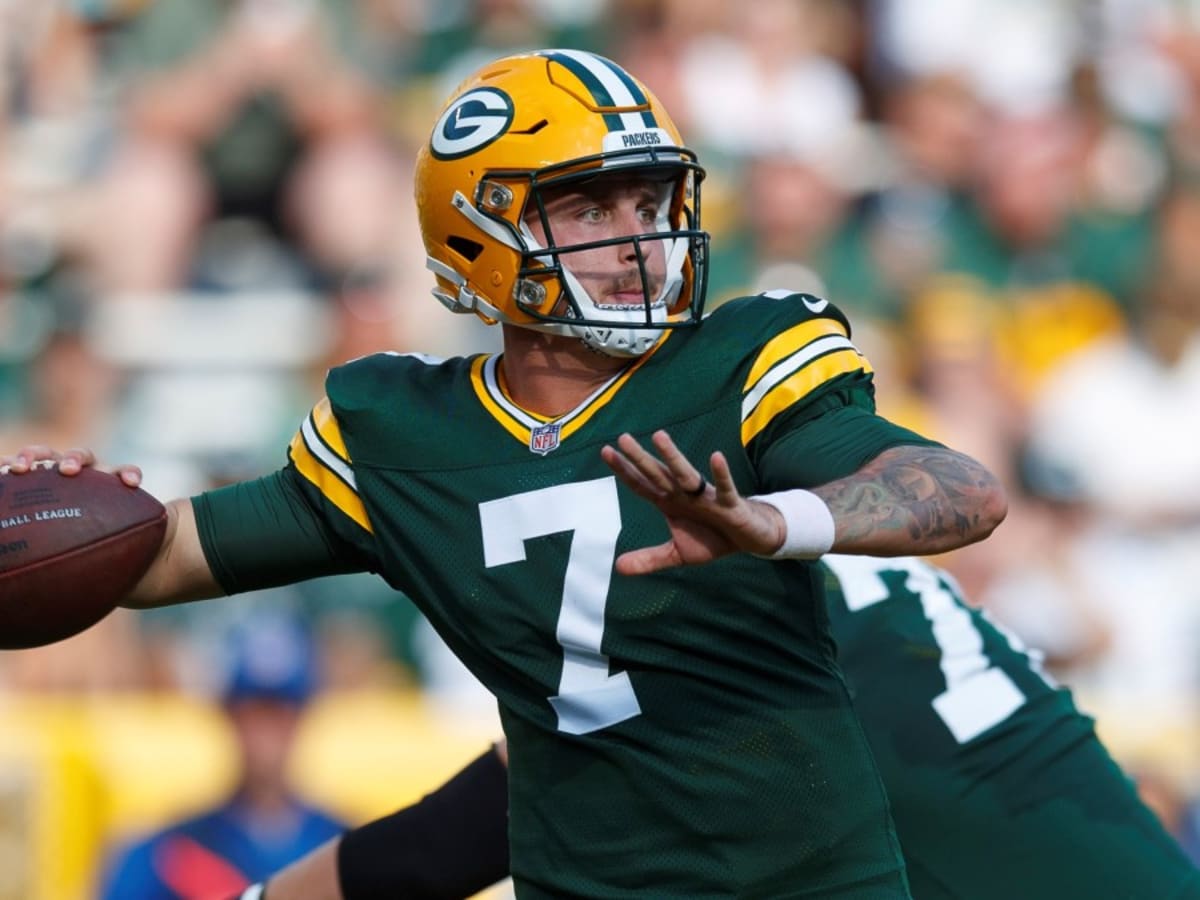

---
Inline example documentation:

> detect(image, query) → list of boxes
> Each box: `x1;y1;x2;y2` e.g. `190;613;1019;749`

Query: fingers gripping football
1;446;142;486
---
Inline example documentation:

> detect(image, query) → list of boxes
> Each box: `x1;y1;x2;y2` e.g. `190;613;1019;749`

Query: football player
247;556;1200;900
7;50;1008;897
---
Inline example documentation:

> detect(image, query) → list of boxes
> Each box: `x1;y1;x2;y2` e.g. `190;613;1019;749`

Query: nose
617;237;639;264
614;206;651;261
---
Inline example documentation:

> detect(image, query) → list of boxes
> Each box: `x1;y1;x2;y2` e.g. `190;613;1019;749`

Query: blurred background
3;0;1200;897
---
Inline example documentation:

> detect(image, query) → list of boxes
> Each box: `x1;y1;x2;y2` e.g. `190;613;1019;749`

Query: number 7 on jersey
479;477;642;735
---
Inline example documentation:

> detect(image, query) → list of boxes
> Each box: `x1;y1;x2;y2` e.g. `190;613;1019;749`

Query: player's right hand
0;445;142;486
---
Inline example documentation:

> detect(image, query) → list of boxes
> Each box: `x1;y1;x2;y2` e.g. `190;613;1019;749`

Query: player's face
525;173;668;310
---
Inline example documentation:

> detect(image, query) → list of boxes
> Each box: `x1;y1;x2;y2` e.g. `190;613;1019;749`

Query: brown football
0;463;167;649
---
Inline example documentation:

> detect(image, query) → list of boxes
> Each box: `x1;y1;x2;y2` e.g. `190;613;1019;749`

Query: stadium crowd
3;1;1200;896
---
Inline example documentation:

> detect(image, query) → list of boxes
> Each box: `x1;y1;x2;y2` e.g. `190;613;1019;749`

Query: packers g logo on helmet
430;88;514;161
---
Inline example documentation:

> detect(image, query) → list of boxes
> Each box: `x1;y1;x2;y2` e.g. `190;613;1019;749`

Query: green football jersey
823;555;1200;900
286;294;925;898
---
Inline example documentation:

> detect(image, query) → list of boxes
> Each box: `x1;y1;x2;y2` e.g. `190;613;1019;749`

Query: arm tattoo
811;445;1005;554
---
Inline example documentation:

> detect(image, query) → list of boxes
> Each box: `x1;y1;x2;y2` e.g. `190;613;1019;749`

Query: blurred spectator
896;277;1024;478
1017;179;1200;732
97;611;346;899
705;143;857;307
0;314;117;450
415;0;613;98
879;108;1137;403
818;70;986;323
0;4;127;443
673;0;862;163
661;0;867;306
1095;2;1200;187
1026;180;1200;530
960;490;1115;676
68;0;405;297
868;0;1081;116
949;109;1145;304
830;2;1153;391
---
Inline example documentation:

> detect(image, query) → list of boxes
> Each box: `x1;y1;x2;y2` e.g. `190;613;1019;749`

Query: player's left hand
600;430;785;574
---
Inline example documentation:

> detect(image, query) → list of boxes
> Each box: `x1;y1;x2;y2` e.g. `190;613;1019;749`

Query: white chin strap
558;266;667;357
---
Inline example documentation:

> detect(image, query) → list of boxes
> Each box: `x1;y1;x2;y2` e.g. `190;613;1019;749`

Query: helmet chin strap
558;266;666;357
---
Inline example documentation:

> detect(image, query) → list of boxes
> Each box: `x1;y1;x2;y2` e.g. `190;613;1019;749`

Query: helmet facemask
477;150;708;358
513;160;701;357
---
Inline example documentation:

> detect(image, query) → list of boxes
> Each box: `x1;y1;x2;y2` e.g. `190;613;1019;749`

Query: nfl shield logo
529;422;561;455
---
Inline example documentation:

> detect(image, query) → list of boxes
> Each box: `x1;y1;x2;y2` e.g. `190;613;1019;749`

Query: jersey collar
470;337;665;454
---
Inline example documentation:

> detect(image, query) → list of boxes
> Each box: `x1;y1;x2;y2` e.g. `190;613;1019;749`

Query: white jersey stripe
741;335;857;422
301;415;359;491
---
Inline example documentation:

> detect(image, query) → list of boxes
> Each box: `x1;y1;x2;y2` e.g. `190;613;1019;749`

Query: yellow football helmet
415;49;709;357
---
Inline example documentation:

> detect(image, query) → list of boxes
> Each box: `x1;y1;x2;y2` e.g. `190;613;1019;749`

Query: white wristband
239;885;265;900
750;489;836;559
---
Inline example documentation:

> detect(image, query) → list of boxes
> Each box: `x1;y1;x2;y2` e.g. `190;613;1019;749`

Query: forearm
122;463;368;609
121;498;224;609
257;836;343;900
812;444;1007;556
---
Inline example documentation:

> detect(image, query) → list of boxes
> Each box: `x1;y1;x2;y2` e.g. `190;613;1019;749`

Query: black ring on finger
685;476;708;497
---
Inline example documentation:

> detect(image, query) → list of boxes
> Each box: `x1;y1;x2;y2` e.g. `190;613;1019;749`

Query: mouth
598;283;664;309
604;290;649;307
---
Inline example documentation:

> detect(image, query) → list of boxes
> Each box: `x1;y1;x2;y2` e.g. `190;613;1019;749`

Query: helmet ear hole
448;236;484;261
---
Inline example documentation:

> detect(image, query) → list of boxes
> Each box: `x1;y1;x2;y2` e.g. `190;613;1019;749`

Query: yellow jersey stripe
741;347;873;445
311;397;351;463
744;318;850;391
288;413;373;533
743;334;858;419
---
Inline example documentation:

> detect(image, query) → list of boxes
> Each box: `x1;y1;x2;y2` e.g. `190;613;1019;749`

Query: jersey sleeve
736;292;941;486
286;394;381;550
738;296;875;449
191;395;381;595
754;405;942;489
192;465;375;595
